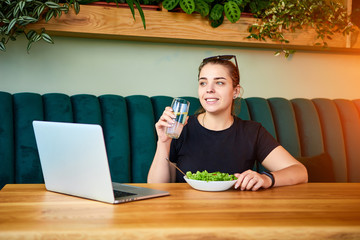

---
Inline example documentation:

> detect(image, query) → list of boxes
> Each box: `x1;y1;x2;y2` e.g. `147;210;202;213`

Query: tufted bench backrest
1;92;359;189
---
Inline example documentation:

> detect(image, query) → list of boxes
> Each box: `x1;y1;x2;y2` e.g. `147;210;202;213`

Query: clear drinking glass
166;98;190;139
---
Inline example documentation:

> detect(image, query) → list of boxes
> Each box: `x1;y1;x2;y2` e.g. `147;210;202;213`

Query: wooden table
1;183;360;240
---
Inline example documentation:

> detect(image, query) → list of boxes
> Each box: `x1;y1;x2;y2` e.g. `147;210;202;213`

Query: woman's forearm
272;163;308;187
147;141;174;183
262;146;308;188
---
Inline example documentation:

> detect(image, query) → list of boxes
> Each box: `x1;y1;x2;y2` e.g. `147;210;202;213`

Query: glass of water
166;98;190;139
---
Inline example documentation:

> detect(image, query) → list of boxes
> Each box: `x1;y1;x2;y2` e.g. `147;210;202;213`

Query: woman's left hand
234;170;270;191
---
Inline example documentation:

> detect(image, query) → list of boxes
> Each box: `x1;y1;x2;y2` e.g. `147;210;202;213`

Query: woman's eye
199;81;206;86
216;81;224;85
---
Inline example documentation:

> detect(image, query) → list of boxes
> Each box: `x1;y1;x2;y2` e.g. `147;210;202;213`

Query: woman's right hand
155;107;176;143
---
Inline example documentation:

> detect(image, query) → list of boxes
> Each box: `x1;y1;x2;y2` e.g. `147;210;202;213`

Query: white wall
1;35;360;99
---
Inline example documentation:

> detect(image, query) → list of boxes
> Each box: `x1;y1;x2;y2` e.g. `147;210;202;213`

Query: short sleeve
256;125;280;163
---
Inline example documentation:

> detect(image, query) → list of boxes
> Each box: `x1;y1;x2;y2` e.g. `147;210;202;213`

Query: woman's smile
205;97;219;104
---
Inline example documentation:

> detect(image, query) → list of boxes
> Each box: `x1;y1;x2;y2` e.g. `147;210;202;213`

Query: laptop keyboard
114;190;136;198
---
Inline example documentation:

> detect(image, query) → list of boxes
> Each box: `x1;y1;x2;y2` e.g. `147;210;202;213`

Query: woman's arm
147;107;177;183
262;146;308;187
234;146;308;191
147;140;176;183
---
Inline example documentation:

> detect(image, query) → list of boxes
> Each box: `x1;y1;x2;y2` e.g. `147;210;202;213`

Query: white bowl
183;176;237;192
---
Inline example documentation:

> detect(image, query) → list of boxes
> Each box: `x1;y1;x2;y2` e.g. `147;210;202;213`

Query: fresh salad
186;170;237;182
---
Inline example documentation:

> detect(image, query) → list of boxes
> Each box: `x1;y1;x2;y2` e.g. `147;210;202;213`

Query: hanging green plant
0;0;81;52
0;0;149;53
247;0;355;57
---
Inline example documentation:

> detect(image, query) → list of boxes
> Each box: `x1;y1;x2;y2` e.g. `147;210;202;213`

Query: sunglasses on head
202;55;239;75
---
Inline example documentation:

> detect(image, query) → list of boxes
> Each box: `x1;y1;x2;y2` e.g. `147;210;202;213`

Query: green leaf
6;18;17;34
59;6;69;12
22;16;38;23
45;1;60;8
45;9;55;22
0;42;5;52
74;1;80;14
27;40;33;53
274;50;281;56
41;32;54;44
13;4;20;17
125;0;136;20
209;4;223;21
195;0;209;17
210;14;224;28
26;30;37;40
31;33;42;42
180;0;195;14
56;9;62;18
19;1;26;12
224;1;241;23
162;0;180;10
133;0;146;29
36;5;45;17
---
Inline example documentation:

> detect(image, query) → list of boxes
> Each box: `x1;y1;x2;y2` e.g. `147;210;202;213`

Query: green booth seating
1;91;359;189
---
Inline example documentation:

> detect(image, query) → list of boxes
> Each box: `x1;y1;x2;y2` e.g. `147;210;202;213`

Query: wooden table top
1;183;360;240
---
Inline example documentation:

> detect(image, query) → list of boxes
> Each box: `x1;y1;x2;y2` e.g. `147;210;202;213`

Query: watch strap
261;171;275;188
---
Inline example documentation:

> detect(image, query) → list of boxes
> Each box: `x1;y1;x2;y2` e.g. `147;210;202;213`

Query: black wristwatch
261;171;275;188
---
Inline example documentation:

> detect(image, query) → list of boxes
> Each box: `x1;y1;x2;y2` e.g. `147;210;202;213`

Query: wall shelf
30;4;360;52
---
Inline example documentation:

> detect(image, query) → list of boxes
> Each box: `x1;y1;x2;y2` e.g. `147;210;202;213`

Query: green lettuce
186;170;237;181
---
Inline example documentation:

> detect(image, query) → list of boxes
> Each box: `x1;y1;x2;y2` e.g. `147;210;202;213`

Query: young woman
147;55;308;191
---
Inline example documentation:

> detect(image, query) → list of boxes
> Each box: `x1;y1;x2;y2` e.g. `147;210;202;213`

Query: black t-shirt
170;115;280;182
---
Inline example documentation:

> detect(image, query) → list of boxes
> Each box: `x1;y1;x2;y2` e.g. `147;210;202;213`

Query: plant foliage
0;0;150;52
0;0;80;52
1;0;356;56
162;0;355;57
247;0;355;57
162;0;269;26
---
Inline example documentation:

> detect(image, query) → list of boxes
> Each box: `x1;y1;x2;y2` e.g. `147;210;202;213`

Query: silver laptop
33;120;169;204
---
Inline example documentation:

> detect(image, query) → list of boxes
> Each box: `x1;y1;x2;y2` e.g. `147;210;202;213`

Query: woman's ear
233;84;241;99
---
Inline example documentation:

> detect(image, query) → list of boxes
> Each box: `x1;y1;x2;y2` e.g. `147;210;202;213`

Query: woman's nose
206;83;215;93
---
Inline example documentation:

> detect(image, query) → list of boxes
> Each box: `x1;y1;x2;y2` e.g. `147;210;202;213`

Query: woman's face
198;63;239;115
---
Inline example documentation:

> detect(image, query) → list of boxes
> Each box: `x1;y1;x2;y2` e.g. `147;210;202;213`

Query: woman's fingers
157;107;175;128
252;178;264;191
155;107;177;142
234;170;265;191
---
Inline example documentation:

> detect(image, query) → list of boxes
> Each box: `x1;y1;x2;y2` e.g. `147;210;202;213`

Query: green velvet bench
1;91;359;189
